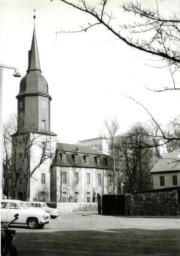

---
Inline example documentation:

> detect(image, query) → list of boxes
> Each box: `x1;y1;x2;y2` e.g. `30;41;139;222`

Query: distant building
78;137;109;154
150;149;180;189
5;20;113;202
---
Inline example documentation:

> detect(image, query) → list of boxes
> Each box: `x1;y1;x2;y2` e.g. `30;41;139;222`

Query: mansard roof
56;143;108;156
150;149;180;173
52;143;112;169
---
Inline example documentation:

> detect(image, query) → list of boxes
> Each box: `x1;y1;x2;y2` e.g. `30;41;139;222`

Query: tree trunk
24;175;30;201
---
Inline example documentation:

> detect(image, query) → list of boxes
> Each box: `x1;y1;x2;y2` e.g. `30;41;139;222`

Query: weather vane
33;9;36;27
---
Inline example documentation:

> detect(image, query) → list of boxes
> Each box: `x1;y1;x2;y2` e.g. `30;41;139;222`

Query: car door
1;202;8;223
6;202;22;223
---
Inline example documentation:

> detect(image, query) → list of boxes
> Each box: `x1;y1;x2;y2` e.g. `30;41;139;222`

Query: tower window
19;101;23;109
42;120;46;130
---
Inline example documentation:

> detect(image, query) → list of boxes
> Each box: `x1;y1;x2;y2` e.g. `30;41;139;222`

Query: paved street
13;212;180;233
12;213;180;256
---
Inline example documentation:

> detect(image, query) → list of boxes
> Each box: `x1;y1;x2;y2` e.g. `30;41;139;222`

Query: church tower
11;16;56;201
17;27;54;135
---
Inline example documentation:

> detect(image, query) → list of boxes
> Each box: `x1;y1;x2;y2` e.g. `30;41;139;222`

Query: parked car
26;202;59;219
1;200;50;229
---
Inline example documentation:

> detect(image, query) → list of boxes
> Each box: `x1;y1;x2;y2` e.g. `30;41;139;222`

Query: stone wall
57;202;98;213
125;190;180;216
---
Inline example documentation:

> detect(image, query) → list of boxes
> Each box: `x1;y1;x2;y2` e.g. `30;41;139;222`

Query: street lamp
0;64;21;199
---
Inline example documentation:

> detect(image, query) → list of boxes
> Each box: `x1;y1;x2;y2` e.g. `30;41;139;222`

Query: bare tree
117;123;155;192
100;118;119;193
54;0;180;90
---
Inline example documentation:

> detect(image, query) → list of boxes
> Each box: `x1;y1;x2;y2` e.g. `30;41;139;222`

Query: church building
9;20;113;202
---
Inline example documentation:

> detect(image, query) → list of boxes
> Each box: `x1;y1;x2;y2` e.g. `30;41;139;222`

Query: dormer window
72;154;78;163
95;156;101;165
104;157;108;165
84;155;89;164
59;153;66;162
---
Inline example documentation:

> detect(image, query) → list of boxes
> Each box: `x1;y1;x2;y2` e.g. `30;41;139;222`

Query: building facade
150;149;180;189
7;23;113;202
51;143;113;202
78;137;109;154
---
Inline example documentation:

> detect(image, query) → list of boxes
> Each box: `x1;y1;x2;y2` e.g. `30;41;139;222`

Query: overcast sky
1;0;180;144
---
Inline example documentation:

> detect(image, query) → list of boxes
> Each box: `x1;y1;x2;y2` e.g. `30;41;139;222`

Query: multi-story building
5;20;113;202
78;137;109;154
150;149;180;189
51;143;113;202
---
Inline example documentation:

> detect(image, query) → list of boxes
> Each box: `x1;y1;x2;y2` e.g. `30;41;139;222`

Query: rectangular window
172;175;178;186
160;176;165;186
62;172;67;184
75;172;79;184
19;101;23;109
75;192;79;202
86;192;91;202
62;191;67;202
41;173;45;184
8;203;18;209
98;174;102;185
42;120;46;130
108;174;113;186
87;173;90;185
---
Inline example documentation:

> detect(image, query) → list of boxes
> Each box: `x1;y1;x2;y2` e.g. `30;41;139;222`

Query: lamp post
0;64;21;199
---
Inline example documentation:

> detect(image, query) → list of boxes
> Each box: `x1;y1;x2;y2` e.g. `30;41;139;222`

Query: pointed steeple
27;27;41;72
27;11;41;72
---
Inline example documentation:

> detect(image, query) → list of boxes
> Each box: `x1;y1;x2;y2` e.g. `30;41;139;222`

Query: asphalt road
10;213;180;256
12;212;180;233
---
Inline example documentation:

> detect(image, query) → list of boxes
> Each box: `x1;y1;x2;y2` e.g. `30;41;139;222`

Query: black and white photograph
1;0;180;255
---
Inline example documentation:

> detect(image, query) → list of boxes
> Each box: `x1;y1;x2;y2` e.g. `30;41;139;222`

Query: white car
1;200;50;229
26;202;59;219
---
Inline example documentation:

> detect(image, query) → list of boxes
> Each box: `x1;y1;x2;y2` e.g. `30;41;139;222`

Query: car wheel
27;218;38;229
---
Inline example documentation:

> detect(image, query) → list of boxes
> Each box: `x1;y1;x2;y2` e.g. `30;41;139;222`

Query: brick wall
125;190;180;216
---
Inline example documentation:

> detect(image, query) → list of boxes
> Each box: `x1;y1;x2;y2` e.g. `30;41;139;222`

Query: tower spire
27;10;41;72
33;9;36;28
